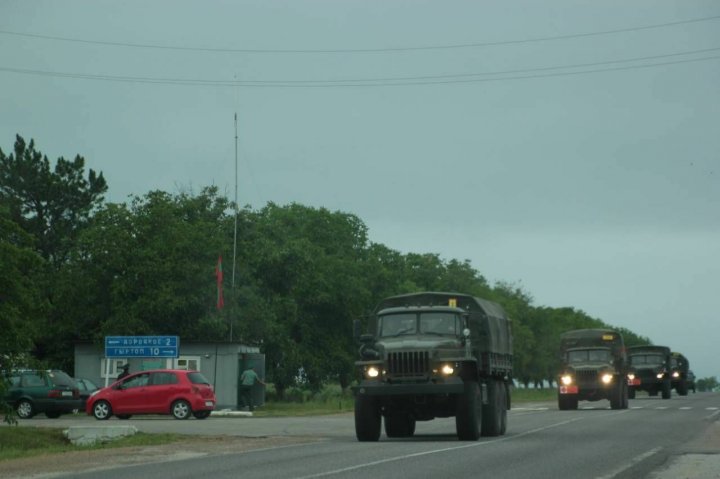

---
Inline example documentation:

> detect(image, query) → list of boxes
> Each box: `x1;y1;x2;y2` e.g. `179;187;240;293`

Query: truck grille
575;369;599;384
387;351;430;377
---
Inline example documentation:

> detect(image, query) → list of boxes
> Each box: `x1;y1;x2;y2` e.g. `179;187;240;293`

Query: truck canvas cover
374;292;512;356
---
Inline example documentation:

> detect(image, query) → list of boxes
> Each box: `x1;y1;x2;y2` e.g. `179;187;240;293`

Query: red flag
215;255;224;309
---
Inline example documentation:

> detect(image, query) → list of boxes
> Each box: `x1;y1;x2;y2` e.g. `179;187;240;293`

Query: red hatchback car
86;369;216;420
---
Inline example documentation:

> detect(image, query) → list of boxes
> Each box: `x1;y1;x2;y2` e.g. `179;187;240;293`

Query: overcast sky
1;1;718;379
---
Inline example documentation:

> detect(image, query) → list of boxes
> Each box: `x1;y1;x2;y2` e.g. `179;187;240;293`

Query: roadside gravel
0;435;321;479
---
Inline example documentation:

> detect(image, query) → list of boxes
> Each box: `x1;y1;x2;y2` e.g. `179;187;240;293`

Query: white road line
679;407;692;410
705;410;720;420
593;447;662;479
631;407;644;409
706;407;719;410
294;412;630;479
655;407;668;410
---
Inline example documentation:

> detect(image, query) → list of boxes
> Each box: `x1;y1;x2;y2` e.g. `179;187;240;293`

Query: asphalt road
12;392;720;479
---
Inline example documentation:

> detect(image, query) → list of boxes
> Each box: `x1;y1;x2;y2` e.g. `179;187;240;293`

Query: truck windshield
567;349;610;362
379;312;461;337
630;354;664;365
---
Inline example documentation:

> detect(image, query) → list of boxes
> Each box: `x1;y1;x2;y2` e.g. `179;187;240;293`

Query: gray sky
1;1;718;379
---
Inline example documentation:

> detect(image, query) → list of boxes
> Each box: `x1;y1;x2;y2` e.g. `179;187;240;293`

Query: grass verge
0;427;182;462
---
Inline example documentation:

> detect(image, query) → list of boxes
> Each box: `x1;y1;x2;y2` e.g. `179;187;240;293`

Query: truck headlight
441;364;454;375
366;366;380;378
656;373;664;379
561;375;573;385
672;371;679;378
627;374;635;381
601;374;613;384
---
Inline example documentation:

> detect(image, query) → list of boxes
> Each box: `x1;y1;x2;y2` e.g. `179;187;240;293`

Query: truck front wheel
661;379;672;400
456;380;481;441
355;395;381;442
558;394;578;411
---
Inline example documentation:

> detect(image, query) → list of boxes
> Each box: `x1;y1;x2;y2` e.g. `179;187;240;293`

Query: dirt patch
0;435;321;479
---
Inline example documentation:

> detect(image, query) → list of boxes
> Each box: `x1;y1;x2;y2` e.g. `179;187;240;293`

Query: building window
174;357;200;371
100;358;128;379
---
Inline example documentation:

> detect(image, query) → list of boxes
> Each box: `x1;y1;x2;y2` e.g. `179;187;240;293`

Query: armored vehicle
670;352;691;396
627;345;672;399
352;292;513;441
557;329;629;410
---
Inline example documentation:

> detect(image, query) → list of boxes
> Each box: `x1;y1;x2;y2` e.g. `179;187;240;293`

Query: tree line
2;134;708;399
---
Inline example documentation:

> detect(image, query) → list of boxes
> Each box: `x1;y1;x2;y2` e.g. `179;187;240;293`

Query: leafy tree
697;376;718;392
0;135;107;264
0;205;47;423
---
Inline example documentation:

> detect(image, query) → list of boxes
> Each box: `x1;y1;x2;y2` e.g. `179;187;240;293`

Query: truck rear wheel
622;383;629;409
481;379;504;437
558;394;578;411
355;395;381;442
384;413;416;438
661;379;672;400
456;380;481;441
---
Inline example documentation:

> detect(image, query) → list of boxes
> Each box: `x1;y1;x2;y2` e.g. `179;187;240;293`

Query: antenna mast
230;113;239;341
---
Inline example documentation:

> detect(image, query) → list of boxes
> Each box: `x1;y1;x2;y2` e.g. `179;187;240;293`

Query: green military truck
627;345;672;399
352;292;513;441
670;352;691;396
557;329;629;410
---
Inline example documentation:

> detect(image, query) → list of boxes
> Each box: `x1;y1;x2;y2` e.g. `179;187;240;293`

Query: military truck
352;292;513;441
670;352;691;396
557;329;629;410
627;345;672;399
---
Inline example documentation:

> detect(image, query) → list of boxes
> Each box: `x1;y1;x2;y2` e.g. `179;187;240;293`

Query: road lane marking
593;447;662;479
631;407;644;409
294;411;630;479
706;407;719;410
705;410;720;420
655;407;668;410
679;407;692;410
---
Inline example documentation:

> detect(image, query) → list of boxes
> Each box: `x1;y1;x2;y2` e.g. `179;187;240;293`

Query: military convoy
352;292;512;441
627;345;672;399
557;329;629;410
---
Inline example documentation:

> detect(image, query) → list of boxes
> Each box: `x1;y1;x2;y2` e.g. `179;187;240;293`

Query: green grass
255;383;557;417
0;427;182;462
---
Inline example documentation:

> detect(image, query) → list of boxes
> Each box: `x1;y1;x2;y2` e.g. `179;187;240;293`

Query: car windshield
380;312;460;337
567;349;611;362
630;354;664;365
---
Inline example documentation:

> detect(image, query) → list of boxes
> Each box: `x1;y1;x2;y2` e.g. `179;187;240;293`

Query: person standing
117;364;130;380
239;366;265;412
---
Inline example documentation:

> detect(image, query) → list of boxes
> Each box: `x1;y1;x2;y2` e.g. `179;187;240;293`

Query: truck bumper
352;378;465;396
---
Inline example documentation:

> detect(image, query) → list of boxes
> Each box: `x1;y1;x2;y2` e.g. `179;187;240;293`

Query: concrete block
64;425;138;446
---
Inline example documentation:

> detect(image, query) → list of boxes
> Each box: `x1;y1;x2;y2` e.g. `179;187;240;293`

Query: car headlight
656;373;664;379
627;374;635;381
561;375;573;386
601;374;613;384
365;366;380;379
672;371;679;378
441;364;454;375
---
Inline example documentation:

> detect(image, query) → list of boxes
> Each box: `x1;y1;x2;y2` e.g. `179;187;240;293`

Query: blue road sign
105;336;179;358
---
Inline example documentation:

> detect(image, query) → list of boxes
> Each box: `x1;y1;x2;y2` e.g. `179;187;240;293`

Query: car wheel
117;414;132;420
16;399;35;419
193;410;211;419
172;400;191;420
92;400;112;420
